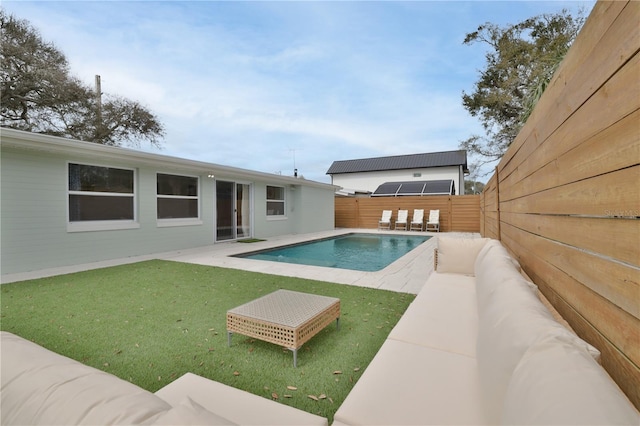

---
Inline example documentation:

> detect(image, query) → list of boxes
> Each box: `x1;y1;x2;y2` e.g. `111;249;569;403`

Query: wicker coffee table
227;289;340;367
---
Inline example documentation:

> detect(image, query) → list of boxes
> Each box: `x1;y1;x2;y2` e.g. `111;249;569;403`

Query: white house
327;150;468;196
0;128;338;277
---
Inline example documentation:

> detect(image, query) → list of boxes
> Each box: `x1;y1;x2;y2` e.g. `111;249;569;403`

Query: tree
0;10;164;147
464;179;485;195
460;9;585;168
464;163;485;194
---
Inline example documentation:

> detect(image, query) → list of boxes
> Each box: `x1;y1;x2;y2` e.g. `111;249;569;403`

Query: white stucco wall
0;146;217;275
250;182;334;239
0;129;337;276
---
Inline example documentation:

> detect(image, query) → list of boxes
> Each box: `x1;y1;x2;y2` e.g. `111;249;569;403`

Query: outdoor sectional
0;331;327;425
2;237;639;425
332;237;639;425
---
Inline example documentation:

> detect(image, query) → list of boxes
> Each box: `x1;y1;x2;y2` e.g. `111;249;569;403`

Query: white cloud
3;0;594;183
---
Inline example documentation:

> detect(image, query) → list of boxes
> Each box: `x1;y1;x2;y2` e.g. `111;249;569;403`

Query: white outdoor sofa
0;331;327;425
2;238;638;426
333;237;639;425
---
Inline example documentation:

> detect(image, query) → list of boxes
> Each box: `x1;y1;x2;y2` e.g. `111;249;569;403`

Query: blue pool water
235;233;431;272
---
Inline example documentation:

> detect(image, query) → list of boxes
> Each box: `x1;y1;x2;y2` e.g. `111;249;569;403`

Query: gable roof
326;150;468;175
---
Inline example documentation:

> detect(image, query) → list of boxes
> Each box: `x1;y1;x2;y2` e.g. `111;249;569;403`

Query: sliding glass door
236;183;250;239
216;181;251;241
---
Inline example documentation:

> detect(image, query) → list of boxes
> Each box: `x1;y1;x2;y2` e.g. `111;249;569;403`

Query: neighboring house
0;128;338;276
326;150;468;196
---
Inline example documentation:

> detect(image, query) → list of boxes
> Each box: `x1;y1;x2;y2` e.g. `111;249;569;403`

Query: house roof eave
0;128;339;191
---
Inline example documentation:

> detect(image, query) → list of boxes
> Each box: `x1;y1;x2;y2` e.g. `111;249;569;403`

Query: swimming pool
234;233;431;272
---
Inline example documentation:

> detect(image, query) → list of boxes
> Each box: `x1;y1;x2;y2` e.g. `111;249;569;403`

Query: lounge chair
410;209;424;231
395;210;408;230
426;209;440;232
378;210;392;230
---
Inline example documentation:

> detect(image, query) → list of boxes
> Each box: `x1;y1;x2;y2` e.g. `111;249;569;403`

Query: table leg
227;331;232;347
336;317;340;331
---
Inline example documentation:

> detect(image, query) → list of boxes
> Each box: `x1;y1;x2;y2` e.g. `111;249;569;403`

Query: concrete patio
1;229;479;294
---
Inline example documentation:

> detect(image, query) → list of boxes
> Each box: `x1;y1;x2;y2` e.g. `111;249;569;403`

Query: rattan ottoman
227;289;340;367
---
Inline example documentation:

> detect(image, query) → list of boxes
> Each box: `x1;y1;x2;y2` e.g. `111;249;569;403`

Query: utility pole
290;148;298;177
95;75;103;141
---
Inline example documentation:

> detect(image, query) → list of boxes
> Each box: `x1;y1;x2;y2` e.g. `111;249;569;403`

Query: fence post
448;197;453;233
495;166;501;241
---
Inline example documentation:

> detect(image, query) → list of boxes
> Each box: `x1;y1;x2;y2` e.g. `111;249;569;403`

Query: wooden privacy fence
335;195;480;232
481;1;639;409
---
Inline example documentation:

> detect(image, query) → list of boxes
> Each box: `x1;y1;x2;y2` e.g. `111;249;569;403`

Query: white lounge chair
426;209;440;232
395;210;408;230
378;210;392;230
410;209;424;231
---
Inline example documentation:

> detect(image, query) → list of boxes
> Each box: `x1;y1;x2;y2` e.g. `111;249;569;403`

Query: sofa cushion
144;396;236;425
388;273;477;357
474;240;536;318
333;339;488;426
474;239;520;273
155;372;328;426
502;333;639;425
0;331;171;425
436;237;489;275
476;279;601;423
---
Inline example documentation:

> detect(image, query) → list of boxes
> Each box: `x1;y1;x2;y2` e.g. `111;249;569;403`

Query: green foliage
0;260;414;423
464;179;485;195
0;9;164;147
460;9;586;167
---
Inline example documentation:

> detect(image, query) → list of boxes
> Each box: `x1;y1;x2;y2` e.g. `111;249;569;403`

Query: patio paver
1;229;479;294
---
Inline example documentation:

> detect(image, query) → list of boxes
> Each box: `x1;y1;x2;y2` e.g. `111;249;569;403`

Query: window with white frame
157;173;199;219
68;163;135;222
266;185;285;216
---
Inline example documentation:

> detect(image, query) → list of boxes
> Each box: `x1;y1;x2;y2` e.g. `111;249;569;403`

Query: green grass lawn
0;260;414;423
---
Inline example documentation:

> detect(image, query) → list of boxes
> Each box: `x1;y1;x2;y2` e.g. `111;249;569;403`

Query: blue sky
3;1;594;184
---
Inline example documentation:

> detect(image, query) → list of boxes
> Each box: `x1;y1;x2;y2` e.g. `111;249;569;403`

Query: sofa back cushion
474;239;533;318
1;332;172;425
502;333;639;425
436;237;489;275
475;275;601;423
143;396;237;425
475;239;520;275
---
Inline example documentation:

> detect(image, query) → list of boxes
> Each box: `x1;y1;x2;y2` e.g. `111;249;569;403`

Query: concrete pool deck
1;229;480;294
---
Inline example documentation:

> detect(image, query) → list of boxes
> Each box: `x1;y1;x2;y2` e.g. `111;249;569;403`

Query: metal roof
371;180;455;197
326;150;468;175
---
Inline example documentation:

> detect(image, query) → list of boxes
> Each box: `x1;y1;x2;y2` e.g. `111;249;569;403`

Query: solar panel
423;180;453;195
371;180;454;197
397;182;426;195
371;182;402;196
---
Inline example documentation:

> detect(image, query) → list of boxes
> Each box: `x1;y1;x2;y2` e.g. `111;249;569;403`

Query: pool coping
1;229;480;294
231;232;432;272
